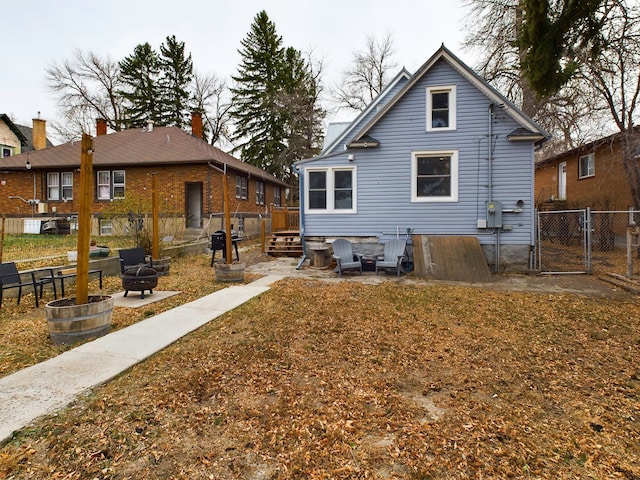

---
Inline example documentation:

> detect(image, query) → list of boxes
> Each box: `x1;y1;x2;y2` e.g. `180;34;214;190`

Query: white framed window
61;172;73;200
411;150;459;202
256;181;265;205
47;172;60;200
46;172;74;201
235;176;247;199
305;167;356;214
426;85;456;131
274;186;281;207
99;219;113;235
578;153;595;178
97;170;125;200
2;147;12;157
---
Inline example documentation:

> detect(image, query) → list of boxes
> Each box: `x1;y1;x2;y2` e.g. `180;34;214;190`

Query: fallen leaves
1;259;639;478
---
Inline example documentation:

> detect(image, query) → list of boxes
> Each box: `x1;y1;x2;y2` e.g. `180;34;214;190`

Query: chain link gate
537;209;590;274
536;209;640;276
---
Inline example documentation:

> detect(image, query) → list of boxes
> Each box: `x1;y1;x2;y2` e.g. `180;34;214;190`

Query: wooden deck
265;230;303;257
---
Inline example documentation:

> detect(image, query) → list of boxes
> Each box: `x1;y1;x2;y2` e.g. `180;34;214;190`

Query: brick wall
0;163;286;219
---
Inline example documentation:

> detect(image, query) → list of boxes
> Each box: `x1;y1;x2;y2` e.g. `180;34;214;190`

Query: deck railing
271;205;299;232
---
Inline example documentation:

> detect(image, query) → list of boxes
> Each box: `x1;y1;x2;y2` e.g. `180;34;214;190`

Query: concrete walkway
0;274;282;443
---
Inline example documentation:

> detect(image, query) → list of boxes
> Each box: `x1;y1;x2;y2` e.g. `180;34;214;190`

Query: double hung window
578;153;595;178
256;181;265;205
411;151;458;202
306;167;356;213
236;176;248;200
426;85;456;131
47;172;73;200
97;170;125;200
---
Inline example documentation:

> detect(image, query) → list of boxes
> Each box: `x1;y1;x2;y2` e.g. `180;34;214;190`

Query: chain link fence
537;209;640;276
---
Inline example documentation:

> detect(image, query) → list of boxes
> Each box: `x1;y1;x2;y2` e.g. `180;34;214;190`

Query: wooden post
222;172;233;264
76;133;93;305
151;174;159;260
0;216;5;263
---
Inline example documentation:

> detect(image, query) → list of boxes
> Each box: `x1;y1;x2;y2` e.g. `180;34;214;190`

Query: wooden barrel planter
152;256;171;276
215;262;246;282
45;295;114;345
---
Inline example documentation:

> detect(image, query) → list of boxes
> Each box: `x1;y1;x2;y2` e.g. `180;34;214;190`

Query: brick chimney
191;111;203;140
32;116;46;150
96;118;107;136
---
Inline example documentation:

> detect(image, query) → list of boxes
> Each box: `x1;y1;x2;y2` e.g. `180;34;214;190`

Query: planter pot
153;256;171;276
215;262;246;283
45;295;114;345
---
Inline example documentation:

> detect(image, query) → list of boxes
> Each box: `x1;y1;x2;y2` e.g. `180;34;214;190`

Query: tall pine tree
231;11;288;177
158;35;194;129
118;43;162;128
231;11;324;183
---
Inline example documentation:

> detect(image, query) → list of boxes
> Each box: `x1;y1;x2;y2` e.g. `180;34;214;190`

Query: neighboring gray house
296;45;549;272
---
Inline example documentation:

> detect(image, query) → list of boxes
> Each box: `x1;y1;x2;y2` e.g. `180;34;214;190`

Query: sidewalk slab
0;276;278;443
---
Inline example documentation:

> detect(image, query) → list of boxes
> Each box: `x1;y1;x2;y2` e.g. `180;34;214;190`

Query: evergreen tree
118;43;162;128
158;35;194;129
231;10;325;183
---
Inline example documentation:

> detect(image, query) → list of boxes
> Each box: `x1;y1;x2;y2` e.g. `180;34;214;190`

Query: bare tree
46;49;125;137
576;0;640;207
461;0;609;154
332;32;397;112
191;71;233;147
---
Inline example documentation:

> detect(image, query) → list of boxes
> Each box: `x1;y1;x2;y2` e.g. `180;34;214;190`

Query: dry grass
0;249;268;378
1;250;639;479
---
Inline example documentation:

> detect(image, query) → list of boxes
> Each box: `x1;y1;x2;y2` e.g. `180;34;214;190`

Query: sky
2;0;470;142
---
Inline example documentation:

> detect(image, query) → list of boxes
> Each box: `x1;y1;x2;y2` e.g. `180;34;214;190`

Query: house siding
302;59;535;255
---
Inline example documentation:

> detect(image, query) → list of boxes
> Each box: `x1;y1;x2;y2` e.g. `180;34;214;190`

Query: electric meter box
486;201;503;228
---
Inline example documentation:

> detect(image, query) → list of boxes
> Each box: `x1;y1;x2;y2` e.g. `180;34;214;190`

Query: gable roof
349;44;549;148
320;67;412;156
15;124;55;151
1;125;288;187
535;128;639;168
0;114;29;146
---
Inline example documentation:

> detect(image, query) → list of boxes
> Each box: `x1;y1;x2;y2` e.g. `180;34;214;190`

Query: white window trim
47;172;60;200
578;153;595;179
236;176;248;200
305;166;357;214
274;186;281;207
411;150;459;202
97;170;125;200
61;172;73;200
426;85;457;132
112;170;125;198
256;181;265;205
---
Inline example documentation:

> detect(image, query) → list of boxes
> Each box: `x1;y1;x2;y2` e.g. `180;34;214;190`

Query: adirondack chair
375;239;407;276
331;239;362;277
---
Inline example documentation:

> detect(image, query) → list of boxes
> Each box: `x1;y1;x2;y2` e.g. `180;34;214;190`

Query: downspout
296;164;307;269
489;103;499;272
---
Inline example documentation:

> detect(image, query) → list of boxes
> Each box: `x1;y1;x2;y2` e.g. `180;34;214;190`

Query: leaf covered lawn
1;273;639;478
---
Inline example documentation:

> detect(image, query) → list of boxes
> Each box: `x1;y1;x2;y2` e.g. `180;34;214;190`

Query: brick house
535;131;638;210
0;113;289;236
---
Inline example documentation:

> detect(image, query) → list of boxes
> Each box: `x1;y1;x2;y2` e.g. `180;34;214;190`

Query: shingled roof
0;126;288;187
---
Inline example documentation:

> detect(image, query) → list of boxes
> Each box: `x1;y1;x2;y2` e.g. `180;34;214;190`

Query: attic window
426;85;456;131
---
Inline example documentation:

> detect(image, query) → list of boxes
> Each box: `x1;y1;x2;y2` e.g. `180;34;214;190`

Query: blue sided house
296;45;549;277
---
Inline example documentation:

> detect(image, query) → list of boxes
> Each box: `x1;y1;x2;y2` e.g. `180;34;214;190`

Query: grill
121;266;159;299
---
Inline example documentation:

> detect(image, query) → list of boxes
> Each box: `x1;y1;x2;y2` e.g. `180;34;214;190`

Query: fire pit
121;266;159;299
